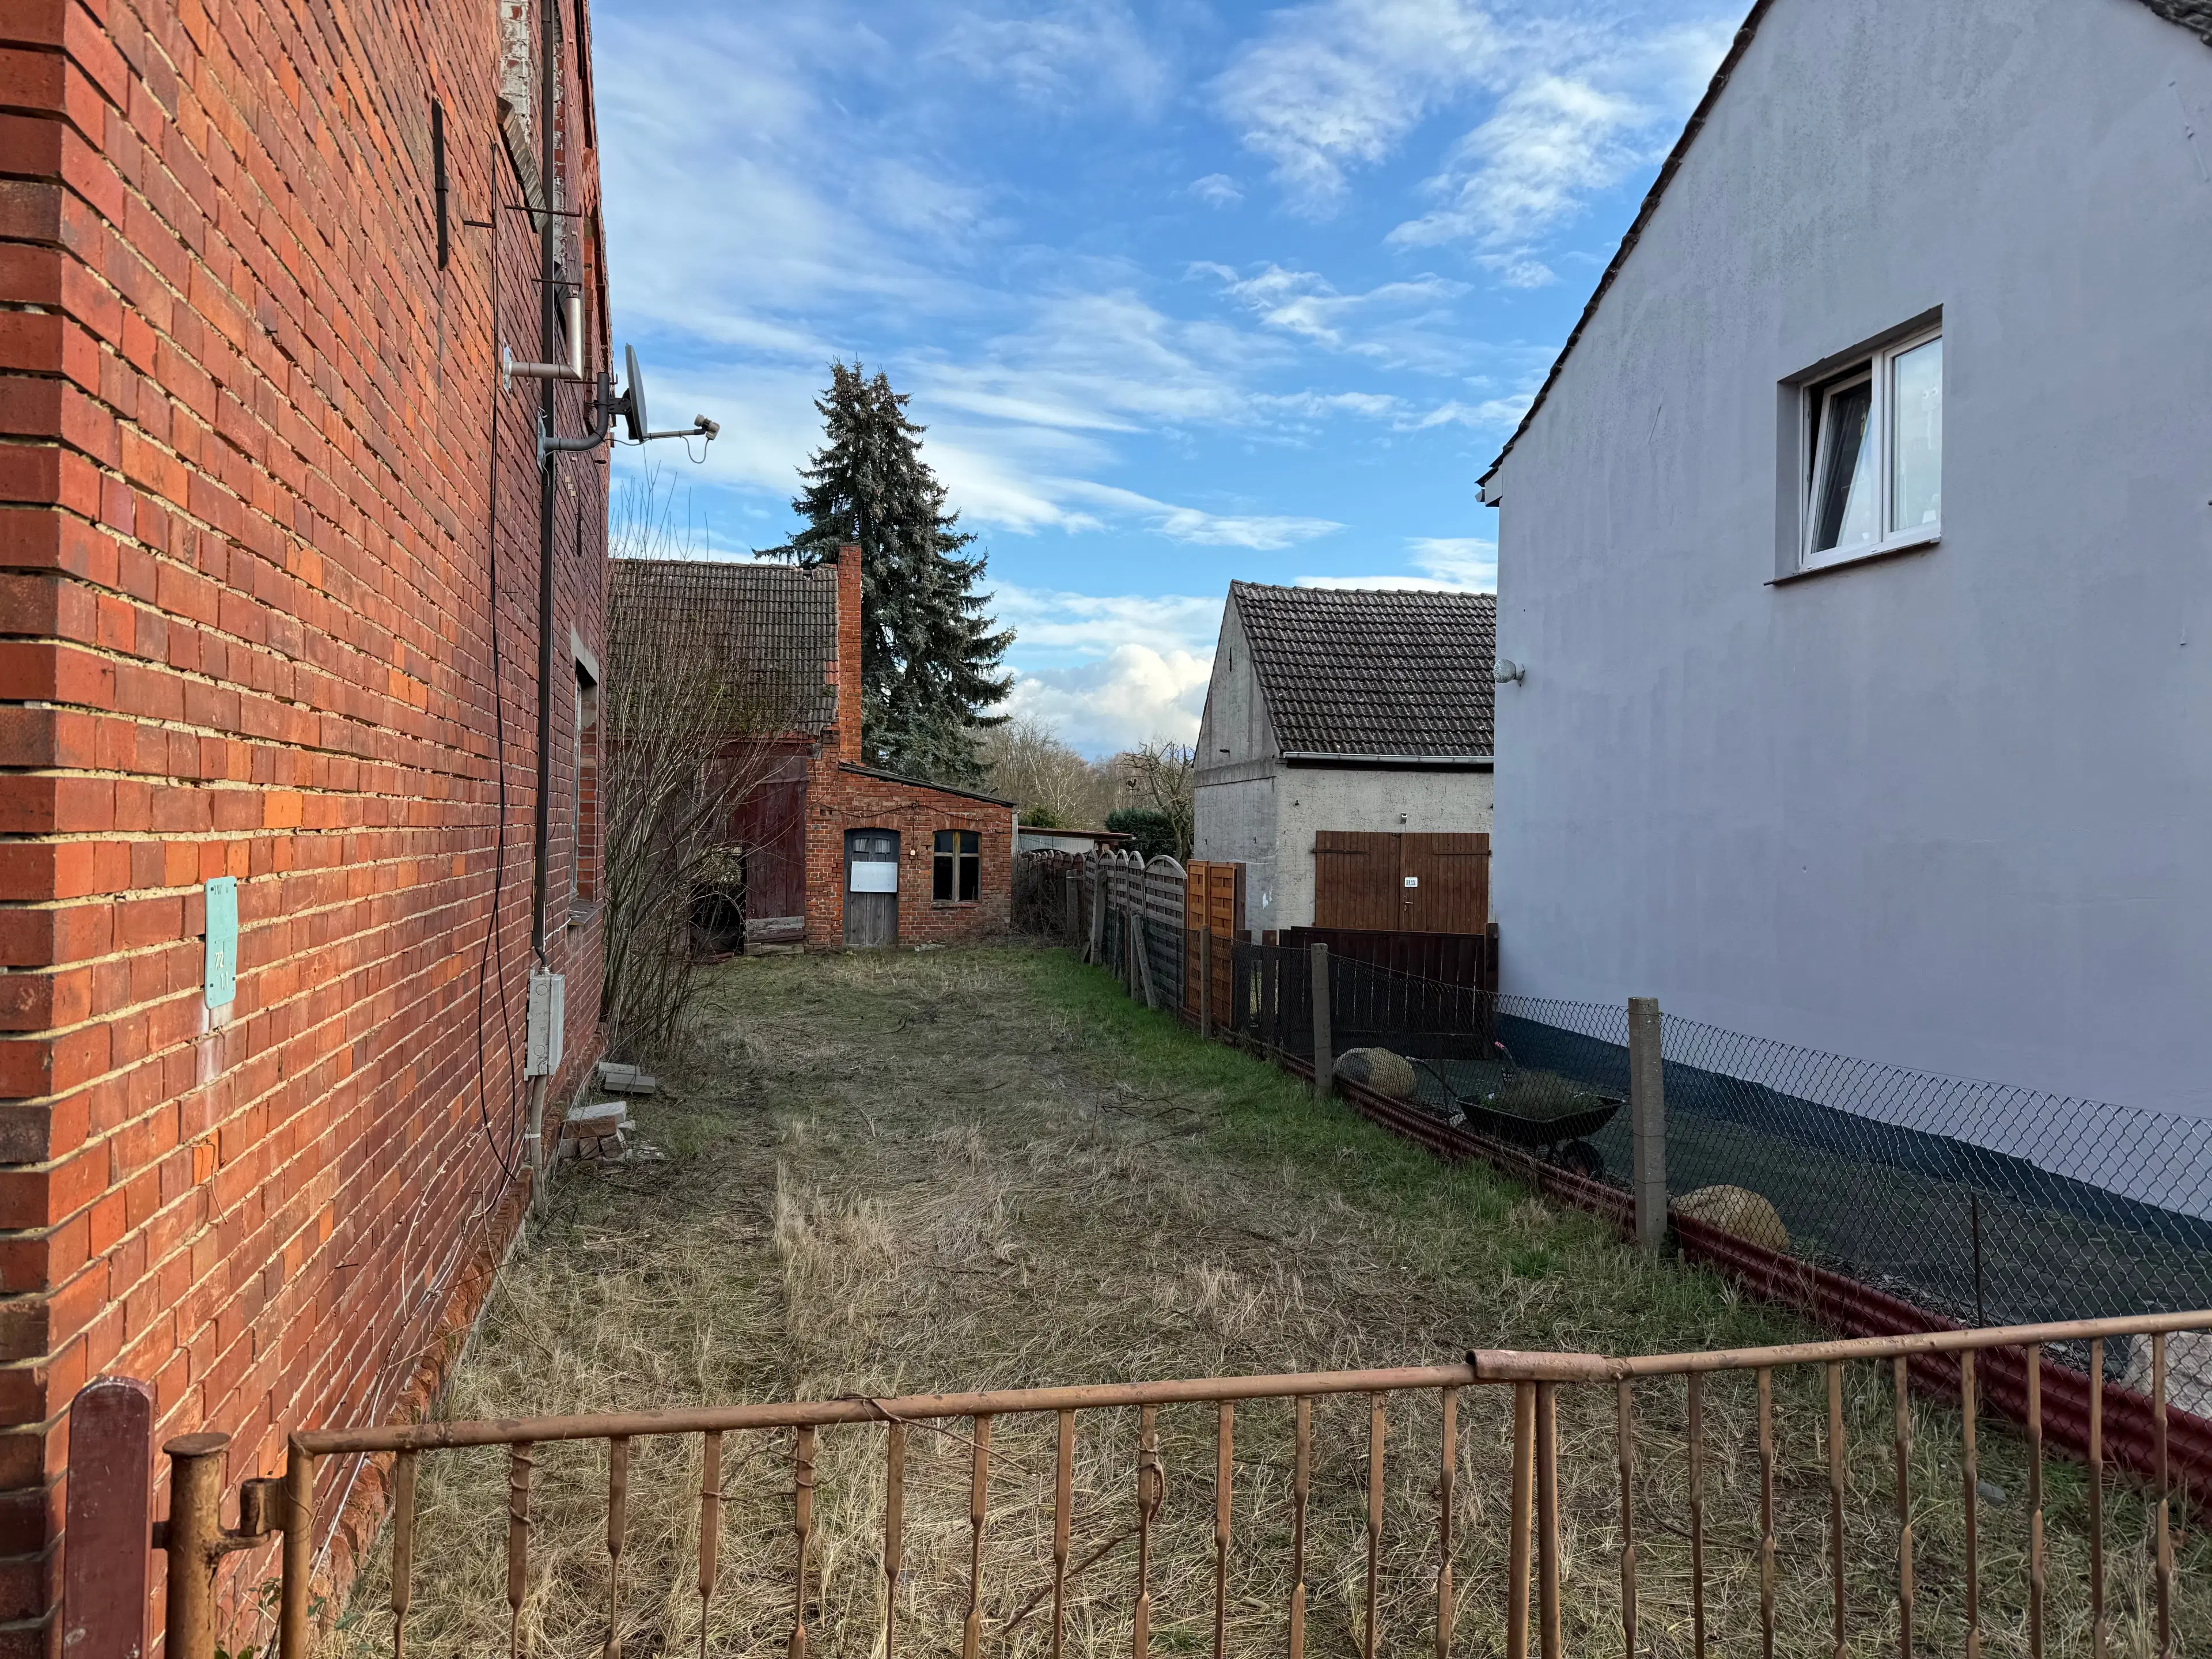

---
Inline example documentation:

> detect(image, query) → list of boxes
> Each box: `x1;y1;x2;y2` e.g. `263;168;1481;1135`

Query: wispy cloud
1297;535;1497;590
1192;262;1472;370
1212;0;1506;213
1188;173;1244;207
993;585;1222;658
1387;22;1732;263
1059;483;1343;550
936;0;1174;115
1212;0;1730;278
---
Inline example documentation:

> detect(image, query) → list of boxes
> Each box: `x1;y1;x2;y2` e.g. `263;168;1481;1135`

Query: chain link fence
1226;941;2212;1346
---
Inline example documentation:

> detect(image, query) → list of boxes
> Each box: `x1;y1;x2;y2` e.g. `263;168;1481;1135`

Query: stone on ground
1334;1047;1419;1100
1673;1184;1791;1253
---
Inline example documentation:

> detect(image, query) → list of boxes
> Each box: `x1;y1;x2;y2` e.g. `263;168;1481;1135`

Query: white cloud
1408;395;1531;428
1297;535;1496;591
1211;0;1733;269
1192;262;1476;374
1188;173;1244;207
1212;0;1505;213
993;585;1222;658
937;1;1172;115
1059;483;1342;550
992;584;1222;755
1009;645;1212;755
1389;72;1649;253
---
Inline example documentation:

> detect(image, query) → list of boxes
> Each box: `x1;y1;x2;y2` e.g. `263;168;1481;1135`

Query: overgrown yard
332;946;2203;1658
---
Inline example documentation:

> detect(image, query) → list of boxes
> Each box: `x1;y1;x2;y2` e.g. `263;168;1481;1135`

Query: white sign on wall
849;861;899;894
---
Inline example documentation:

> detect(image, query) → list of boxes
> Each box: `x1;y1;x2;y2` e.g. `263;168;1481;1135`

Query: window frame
933;829;982;905
1798;323;1942;574
570;657;600;914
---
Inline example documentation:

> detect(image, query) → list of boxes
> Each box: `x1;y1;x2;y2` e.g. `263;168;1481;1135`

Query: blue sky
594;0;1735;754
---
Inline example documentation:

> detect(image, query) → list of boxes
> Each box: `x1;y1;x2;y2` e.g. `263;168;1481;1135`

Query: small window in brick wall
573;661;600;909
934;830;980;903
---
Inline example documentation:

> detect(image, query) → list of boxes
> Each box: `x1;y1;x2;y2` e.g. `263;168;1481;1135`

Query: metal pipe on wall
529;0;560;964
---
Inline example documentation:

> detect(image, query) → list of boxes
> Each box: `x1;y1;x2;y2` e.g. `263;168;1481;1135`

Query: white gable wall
1194;601;1282;915
1488;0;2212;1113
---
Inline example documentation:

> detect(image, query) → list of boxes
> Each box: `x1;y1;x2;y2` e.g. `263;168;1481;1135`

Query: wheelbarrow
1410;1043;1623;1179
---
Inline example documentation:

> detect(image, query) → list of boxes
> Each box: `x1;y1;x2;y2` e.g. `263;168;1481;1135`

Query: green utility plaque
203;877;237;1008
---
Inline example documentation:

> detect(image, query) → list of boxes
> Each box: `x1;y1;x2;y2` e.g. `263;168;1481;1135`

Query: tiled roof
1481;0;2211;491
2141;1;2212;46
1232;582;1496;757
607;558;836;731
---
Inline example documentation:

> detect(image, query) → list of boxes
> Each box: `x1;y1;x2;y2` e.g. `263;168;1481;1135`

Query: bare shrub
602;475;810;1063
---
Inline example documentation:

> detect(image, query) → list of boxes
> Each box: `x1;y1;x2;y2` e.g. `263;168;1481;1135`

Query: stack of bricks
0;0;611;1649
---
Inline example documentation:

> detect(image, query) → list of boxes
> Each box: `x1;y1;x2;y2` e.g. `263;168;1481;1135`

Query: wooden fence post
65;1377;155;1659
1310;942;1333;1096
1063;872;1077;942
1199;927;1213;1038
1132;914;1158;1009
164;1431;229;1659
1089;864;1105;964
1628;997;1666;1255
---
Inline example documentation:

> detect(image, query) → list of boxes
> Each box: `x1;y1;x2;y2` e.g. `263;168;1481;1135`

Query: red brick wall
802;765;1015;948
0;0;610;1649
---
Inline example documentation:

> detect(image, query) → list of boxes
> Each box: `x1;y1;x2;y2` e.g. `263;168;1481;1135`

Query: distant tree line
976;718;1195;862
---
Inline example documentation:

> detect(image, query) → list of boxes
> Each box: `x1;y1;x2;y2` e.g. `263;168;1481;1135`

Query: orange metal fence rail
137;1309;2209;1659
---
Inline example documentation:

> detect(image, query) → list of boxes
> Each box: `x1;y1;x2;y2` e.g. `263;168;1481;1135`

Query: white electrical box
525;971;566;1078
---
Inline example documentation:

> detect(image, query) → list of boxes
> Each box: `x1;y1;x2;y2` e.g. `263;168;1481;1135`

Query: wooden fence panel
1183;861;1244;1018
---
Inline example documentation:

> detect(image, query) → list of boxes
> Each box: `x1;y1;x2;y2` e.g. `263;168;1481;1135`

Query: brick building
1;0;616;1647
609;550;1016;950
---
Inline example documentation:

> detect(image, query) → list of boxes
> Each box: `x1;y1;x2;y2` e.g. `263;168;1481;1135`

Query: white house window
1803;328;1941;569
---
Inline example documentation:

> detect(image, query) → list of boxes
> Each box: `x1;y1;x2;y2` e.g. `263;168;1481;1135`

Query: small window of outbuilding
934;830;980;903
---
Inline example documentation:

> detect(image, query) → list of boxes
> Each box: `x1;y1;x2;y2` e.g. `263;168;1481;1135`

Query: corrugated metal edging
1316;1069;2212;1510
1673;1213;2212;1511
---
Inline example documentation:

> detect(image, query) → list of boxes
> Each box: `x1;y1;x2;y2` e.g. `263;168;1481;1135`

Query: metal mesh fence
1228;942;2212;1339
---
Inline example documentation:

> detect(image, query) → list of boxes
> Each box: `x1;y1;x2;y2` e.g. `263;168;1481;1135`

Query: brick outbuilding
0;0;617;1646
609;548;1016;949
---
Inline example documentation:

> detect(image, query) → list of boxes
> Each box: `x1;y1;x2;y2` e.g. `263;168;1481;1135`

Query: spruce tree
764;363;1012;785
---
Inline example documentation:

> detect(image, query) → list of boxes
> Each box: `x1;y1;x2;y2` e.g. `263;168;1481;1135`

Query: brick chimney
834;543;863;763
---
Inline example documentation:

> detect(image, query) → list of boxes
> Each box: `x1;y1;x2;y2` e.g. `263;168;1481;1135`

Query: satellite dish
621;344;649;442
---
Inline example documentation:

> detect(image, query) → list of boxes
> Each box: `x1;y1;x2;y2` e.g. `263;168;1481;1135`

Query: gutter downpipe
527;0;559;1180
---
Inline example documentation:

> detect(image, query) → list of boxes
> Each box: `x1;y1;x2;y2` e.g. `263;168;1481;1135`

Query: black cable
474;133;525;1183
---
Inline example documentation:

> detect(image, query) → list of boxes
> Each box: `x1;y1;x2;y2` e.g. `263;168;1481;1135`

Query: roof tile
1232;582;1496;757
608;558;838;732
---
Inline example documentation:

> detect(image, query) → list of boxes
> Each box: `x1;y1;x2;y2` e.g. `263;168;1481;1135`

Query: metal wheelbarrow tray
1410;1055;1623;1177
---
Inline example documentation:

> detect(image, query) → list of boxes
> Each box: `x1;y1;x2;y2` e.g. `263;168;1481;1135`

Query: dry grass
325;946;2207;1658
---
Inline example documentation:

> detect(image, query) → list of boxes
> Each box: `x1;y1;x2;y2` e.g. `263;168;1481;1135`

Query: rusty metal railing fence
141;1309;2207;1659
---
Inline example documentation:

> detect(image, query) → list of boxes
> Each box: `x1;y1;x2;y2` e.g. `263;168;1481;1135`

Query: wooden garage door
1313;831;1489;933
1312;832;1402;930
1401;832;1489;934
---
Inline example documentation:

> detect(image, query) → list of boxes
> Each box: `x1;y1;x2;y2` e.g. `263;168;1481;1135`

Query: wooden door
1312;831;1402;930
844;830;899;947
1400;832;1490;933
732;774;807;923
